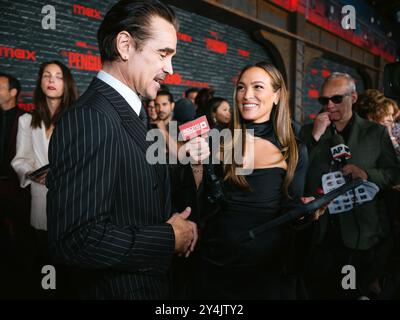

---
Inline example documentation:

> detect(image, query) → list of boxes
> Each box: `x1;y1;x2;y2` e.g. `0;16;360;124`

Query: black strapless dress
201;167;288;266
198;167;304;299
194;119;310;299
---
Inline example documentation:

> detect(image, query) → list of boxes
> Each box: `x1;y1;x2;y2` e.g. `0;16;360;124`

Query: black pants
32;230;78;299
305;217;378;300
0;194;35;299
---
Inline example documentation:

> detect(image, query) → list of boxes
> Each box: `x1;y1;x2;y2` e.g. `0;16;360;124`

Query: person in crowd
46;0;197;299
195;87;214;116
206;97;231;130
301;73;400;299
0;72;32;297
169;97;203;299
355;91;400;297
392;105;400;146
154;90;175;127
355;92;400;160
151;89;180;164
376;98;399;156
183;62;325;299
11;60;78;297
146;99;158;122
184;87;199;105
12;61;78;238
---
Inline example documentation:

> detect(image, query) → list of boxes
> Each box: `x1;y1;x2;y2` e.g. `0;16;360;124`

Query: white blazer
11;113;50;230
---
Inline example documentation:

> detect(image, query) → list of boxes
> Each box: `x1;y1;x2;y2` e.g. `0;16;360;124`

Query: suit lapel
90;77;150;154
347;114;363;164
90;77;167;205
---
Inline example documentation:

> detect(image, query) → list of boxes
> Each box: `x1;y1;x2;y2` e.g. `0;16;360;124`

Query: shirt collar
335;113;355;143
97;70;142;116
1;106;18;116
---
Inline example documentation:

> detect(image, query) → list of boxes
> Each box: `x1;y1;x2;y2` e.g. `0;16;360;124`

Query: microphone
330;134;351;168
179;116;225;204
329;134;352;182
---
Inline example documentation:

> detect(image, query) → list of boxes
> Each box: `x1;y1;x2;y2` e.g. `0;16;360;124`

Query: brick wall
0;1;112;110
0;0;271;110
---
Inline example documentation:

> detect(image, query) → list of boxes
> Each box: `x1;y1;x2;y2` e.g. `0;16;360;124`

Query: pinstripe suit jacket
46;77;175;299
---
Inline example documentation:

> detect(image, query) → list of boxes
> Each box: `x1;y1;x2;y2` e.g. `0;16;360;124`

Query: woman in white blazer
12;61;78;234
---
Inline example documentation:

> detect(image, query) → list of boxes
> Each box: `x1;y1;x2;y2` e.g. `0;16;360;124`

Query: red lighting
308;89;319;98
164;73;209;88
164;73;182;85
177;32;192;43
322;69;331;78
75;41;98;50
205;38;227;55
238;49;250;58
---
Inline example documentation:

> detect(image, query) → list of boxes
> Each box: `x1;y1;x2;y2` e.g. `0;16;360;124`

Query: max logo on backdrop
41;4;102;30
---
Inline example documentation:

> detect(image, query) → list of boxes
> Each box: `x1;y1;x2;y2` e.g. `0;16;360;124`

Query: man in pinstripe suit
46;0;198;299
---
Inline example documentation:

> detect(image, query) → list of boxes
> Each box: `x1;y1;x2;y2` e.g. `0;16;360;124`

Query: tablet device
27;164;50;180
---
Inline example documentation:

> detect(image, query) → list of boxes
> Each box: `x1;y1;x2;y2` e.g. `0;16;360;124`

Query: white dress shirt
97;70;142;116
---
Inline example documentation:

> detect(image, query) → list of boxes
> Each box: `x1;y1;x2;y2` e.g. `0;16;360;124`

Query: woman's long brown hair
223;62;298;197
31;60;78;129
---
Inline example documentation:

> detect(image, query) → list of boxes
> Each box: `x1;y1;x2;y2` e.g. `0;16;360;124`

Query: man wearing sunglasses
300;72;399;299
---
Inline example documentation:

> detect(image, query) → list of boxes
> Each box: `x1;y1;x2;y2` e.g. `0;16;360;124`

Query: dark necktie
139;104;148;130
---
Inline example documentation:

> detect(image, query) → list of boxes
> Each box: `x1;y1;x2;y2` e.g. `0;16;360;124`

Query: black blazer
0;107;27;196
46;77;175;299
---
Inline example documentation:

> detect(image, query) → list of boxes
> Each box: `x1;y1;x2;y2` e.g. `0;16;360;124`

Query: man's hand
342;164;368;180
393;184;400;192
301;197;327;221
312;112;331;142
166;207;198;257
184;136;210;163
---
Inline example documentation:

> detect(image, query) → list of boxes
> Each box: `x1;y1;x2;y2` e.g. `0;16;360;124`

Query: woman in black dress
184;62;324;299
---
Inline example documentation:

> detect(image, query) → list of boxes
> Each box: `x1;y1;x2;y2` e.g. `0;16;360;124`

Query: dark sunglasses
318;93;351;106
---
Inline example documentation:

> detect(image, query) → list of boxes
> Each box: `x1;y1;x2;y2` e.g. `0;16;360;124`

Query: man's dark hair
156;89;174;103
159;84;170;92
185;87;199;97
195;87;214;116
0;72;21;100
97;0;178;63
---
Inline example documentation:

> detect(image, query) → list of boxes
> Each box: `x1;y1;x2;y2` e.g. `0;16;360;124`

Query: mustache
155;73;167;81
